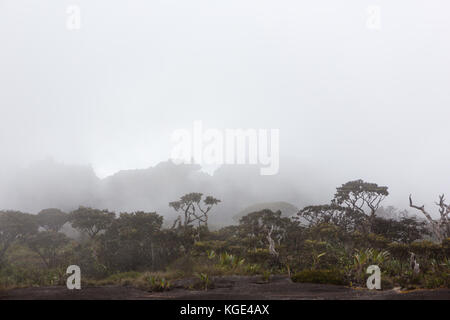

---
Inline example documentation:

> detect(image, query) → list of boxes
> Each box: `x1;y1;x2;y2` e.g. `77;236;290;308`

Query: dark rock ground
1;276;449;300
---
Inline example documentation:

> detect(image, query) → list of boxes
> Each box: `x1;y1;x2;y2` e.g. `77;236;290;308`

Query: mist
1;0;450;220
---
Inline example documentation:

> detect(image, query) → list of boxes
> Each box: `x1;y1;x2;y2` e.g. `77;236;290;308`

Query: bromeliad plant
352;248;390;283
218;252;245;269
207;250;216;260
147;275;171;292
303;240;329;270
312;252;327;270
196;272;212;291
371;249;390;265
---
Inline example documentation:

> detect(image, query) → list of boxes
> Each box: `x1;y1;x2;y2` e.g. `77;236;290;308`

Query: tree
332;179;389;231
409;194;450;242
99;212;174;271
69;207;115;239
26;231;71;268
0;211;38;265
37;208;68;232
296;204;366;233
169;193;221;230
371;216;430;243
375;205;408;220
239;209;292;250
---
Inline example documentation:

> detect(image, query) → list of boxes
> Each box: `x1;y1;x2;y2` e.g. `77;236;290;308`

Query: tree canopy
36;208;68;232
69;207;115;238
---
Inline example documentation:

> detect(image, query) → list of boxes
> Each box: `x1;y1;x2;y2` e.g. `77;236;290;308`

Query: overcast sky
0;0;449;211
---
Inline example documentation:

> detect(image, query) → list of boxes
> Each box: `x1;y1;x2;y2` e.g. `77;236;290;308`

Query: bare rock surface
1;276;449;300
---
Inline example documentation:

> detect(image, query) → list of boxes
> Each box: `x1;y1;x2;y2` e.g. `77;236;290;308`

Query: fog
1;1;449;221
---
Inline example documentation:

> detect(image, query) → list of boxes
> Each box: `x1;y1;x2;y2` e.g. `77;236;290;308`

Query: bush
246;248;272;265
291;269;346;285
387;243;409;260
0;265;65;288
351;233;389;250
193;241;228;255
146;275;171;292
194;273;213;291
424;274;448;289
411;241;443;261
440;238;450;256
381;275;395;289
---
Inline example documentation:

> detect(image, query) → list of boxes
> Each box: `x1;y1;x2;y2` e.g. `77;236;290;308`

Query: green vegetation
1;183;449;292
195;273;213;291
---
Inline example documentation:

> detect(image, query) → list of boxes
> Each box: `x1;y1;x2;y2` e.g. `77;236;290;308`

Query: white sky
0;0;449;210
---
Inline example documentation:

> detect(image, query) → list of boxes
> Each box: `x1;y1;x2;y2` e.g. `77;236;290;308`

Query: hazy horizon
1;1;449;219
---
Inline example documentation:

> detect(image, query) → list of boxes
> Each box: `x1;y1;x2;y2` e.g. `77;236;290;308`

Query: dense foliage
0;184;449;291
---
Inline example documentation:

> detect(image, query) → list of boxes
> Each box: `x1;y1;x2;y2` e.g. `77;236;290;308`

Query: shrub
193;241;228;255
245;264;261;275
146;275;171;292
383;258;404;277
0;265;65;288
381;275;395;289
351;232;389;250
195;273;213;291
246;248;272;264
366;234;390;250
411;241;443;260
262;270;271;282
218;252;245;269
387;243;409;260
442;237;450;252
423;274;448;289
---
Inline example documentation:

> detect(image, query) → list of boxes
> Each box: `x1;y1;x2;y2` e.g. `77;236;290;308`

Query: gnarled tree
332;179;389;231
409;194;450;242
296;204;366;233
239;209;292;251
169;193;220;236
26;231;71;268
0;211;38;265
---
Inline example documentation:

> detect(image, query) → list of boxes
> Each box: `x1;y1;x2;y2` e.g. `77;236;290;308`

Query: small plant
233;257;245;269
384;259;403;276
312;252;326;270
245;264;261;275
285;263;291;277
351;248;390;284
219;252;230;266
352;248;373;283
207;250;216;260
147;276;171;292
371;249;390;265
430;259;439;273
196;273;212;291
262;270;271;282
424;274;446;289
218;252;245;269
353;248;372;272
